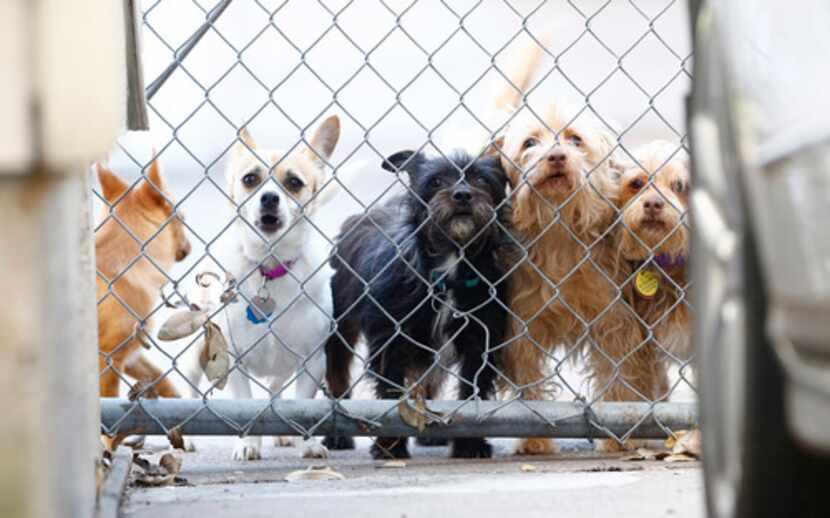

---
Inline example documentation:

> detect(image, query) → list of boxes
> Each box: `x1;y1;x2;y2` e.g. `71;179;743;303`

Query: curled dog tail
490;32;552;113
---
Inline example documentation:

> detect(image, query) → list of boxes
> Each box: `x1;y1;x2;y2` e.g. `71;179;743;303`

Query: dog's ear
304;115;340;165
678;151;690;173
96;164;129;203
233;127;257;159
140;158;169;206
607;153;629;182
482;135;506;158
381;150;425;176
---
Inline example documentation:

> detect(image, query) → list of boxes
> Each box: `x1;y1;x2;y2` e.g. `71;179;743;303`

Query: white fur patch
449;217;475;242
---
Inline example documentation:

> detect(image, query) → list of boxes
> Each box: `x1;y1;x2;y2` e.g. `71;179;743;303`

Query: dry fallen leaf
664;453;697;463
201;322;230;389
520;463;537;472
623;448;670;462
167;427;185;451
398;394;446;432
159;453;182;475
105;429;144;453
95;457;111;498
669;429;702;458
284;466;345;482
132;453;186;487
378;460;407;469
157;310;207;341
122;435;146;450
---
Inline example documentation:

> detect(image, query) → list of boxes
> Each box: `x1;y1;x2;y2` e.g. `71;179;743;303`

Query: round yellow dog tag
635;269;660;299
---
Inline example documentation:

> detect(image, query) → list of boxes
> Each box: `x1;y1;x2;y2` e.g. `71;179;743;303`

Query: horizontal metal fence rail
102;399;697;438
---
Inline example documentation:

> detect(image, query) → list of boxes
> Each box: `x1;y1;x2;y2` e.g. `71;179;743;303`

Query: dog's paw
371;437;410;460
451;438;493;459
182;437;198;452
274;436;296;448
301;440;329;459
323;435;356;450
595;438;642;453
232;441;262;461
416;436;449;447
514;437;559;456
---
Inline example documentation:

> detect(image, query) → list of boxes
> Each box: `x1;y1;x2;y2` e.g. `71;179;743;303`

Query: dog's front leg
226;366;262;461
451;331;496;459
369;340;411;460
293;350;329;459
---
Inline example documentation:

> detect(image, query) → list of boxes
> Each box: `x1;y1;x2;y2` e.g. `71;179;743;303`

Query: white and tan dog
184;116;341;461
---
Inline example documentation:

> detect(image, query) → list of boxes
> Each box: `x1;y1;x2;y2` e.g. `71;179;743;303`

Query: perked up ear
140;158;169;205
96;163;129;202
233;127;257;159
482;135;505;158
381;150;425;175
304;115;340;165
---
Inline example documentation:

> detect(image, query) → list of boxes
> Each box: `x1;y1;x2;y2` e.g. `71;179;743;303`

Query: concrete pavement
122;437;704;518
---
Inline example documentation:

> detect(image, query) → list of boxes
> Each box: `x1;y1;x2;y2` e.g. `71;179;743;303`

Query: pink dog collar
260;260;295;280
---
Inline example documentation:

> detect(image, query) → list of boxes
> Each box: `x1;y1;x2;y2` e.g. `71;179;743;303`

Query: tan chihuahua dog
95;158;191;404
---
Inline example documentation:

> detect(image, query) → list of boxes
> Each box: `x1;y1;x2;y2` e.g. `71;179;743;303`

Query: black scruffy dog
324;149;514;459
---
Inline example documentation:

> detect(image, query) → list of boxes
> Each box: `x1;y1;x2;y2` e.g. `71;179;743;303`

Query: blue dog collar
430;270;481;291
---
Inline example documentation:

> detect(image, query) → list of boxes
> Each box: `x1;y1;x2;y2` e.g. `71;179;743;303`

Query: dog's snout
176;240;192;262
260;191;280;209
547;152;567;166
452;187;472;204
643;196;664;215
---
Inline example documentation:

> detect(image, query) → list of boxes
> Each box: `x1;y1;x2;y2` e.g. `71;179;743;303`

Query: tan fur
491;33;551;114
616;141;691;399
228;116;341;208
96;159;191;410
498;101;666;454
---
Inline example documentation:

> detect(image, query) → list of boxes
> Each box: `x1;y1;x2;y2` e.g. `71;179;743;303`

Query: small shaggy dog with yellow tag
615;140;691;399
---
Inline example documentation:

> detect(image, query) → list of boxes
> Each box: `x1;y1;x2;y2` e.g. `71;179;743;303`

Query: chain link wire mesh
97;0;694;457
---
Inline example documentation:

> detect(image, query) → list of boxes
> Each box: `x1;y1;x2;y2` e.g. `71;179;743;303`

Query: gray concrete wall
0;170;99;518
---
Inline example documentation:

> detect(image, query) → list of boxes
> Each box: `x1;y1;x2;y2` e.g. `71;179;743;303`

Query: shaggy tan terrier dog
494;99;665;454
616;140;691;398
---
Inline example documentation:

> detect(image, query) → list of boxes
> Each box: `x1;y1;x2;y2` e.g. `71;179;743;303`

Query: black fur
325;150;514;459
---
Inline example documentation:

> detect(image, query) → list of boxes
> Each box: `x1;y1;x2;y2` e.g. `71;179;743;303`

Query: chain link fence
98;0;695;459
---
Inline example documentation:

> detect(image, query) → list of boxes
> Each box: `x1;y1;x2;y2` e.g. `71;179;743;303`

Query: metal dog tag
246;295;276;324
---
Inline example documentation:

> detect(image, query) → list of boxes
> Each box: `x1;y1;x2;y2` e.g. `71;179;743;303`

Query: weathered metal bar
101;399;697;438
144;0;233;100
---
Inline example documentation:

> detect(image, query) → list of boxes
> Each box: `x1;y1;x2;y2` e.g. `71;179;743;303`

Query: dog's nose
260;191;279;209
547;152;567;166
452;188;472;204
643;197;664;215
176;240;191;262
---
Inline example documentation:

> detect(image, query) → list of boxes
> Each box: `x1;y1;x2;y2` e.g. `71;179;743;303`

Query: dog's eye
522;137;539;150
242;172;261;188
473;175;489;187
629;178;645;191
429;176;444;188
568;134;583;146
284;175;304;192
673;180;686;194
